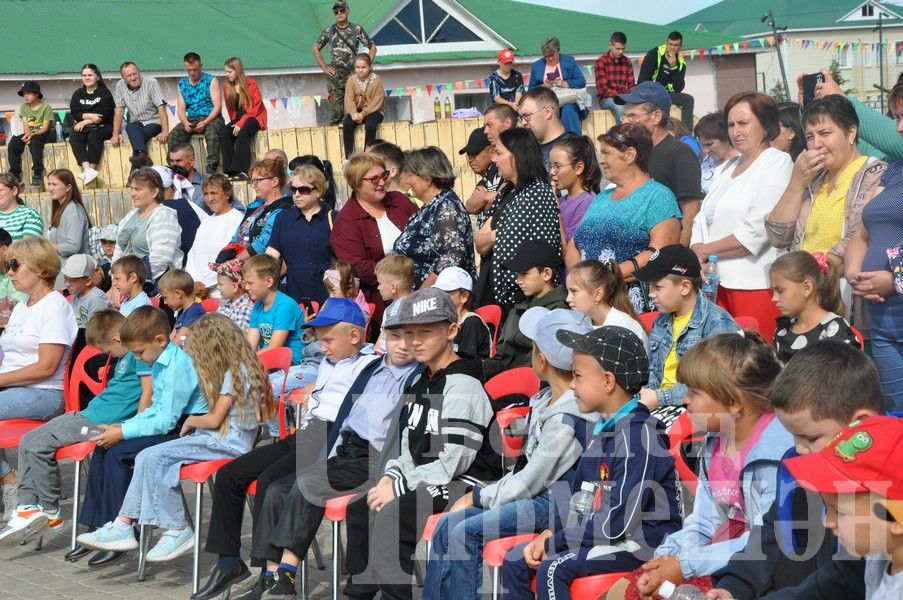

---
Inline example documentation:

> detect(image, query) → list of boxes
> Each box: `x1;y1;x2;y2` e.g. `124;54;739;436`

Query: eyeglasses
361;170;390;184
3;259;21;273
290;185;316;196
549;162;573;173
250;176;276;187
518;106;548;123
622;110;652;122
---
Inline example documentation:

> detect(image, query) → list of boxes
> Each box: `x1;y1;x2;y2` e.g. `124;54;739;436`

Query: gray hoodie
473;387;598;509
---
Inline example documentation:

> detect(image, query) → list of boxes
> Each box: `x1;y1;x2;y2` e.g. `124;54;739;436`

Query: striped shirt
0;204;44;240
114;75;167;124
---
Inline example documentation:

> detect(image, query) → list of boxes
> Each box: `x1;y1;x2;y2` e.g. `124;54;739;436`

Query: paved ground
0;446;431;600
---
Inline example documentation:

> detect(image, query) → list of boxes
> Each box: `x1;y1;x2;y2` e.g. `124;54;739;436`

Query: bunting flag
426;84;433;95
56;110;67;123
168;104;176;115
386;88;393;97
290;96;301;109
281;97;288;109
268;98;278;109
313;95;322;107
4;112;13;123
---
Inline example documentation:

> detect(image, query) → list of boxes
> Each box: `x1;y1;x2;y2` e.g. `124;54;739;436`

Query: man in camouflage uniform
313;1;377;124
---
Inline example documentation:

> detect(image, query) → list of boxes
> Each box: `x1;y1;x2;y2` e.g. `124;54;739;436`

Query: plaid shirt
218;292;254;333
593;52;635;104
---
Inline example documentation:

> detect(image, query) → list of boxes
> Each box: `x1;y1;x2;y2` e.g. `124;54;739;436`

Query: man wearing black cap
615;81;702;246
631;244;738;412
313;1;377;125
483;239;568;379
8;81;53;189
461;127;495;219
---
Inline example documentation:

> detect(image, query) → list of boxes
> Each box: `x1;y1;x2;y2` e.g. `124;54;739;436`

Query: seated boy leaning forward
73;306;207;565
63;254;111;329
706;340;887;600
0;310;151;545
217;299;424;600
343;287;502;600
502;325;682;600
192;297;380;600
157;269;205;343
483;239;569;382
784;416;903;600
633;244;737;424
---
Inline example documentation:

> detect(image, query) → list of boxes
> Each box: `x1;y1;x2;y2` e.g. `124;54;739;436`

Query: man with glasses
615;81;702;245
313;1;377;125
519;87;576;173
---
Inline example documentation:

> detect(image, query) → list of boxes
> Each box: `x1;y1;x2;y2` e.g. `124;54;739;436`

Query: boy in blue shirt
243;254;305;364
74;306;206;565
112;255;152;316
157;269;206;343
503;326;682;600
0;310;152;545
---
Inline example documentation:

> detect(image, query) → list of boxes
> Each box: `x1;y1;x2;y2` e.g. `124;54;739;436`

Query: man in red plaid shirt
593;32;634;125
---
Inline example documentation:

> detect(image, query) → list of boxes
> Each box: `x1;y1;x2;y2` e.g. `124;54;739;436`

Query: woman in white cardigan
690;92;793;342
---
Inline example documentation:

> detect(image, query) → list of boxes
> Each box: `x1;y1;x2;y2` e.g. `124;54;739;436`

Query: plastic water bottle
657;581;706;600
566;481;596;529
54;121;64;142
701;255;720;304
80;426;104;439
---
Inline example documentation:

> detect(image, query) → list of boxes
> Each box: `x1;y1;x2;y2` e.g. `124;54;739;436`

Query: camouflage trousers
327;65;354;124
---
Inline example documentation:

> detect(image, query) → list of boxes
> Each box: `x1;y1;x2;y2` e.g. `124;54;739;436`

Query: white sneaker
1;483;18;521
81;168;99;185
76;520;138;552
0;505;49;545
146;527;194;562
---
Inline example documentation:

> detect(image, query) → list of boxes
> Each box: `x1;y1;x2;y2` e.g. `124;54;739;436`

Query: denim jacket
647;293;738;406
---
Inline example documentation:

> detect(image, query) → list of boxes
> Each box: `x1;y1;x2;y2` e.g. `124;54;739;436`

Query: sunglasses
361;170;390;184
290;185;316;196
3;259;21;273
333;7;347;13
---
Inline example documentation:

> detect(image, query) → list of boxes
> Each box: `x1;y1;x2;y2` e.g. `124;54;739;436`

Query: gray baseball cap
518;307;593;370
389;287;457;328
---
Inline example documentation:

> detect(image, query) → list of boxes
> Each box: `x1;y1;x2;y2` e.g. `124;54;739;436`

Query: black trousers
344;481;467;600
69;123;113;165
203;420;330;559
669;91;696;131
342;112;384;159
220;117;261;176
251;432;379;564
7;132;49;178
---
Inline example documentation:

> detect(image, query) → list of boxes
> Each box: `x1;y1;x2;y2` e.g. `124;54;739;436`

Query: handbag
551;86;580;106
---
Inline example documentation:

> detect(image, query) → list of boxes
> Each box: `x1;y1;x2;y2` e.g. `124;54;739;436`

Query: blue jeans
559;104;584;135
869;295;903;410
600;98;624;125
0;387;64;477
423;495;550;600
125;121;162;154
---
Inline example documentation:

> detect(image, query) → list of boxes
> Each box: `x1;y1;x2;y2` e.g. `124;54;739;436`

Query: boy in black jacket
707;341;886;600
345;287;501;600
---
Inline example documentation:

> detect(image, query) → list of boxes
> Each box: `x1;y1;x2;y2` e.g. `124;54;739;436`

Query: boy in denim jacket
633;245;737;411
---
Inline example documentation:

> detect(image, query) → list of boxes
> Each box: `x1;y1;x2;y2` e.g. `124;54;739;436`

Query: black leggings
69;123;113;165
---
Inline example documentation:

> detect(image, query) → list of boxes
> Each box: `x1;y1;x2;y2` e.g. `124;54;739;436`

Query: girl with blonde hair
221;56;267;179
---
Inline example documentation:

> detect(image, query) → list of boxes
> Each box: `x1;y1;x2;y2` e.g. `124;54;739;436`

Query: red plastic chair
149;296;160;307
364;302;377;338
668;410;700;496
734;315;760;334
200;298;220;313
569;572;630;598
299;300;320;320
484;533;539;599
484;367;541;407
475;304;502;357
851;326;865;351
496;406;531;460
638;311;660;334
324;493;362;600
258;347;293;438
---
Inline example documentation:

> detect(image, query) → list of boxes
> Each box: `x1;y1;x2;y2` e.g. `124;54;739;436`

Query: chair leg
70;460;82;552
311;537;325;570
192;481;203;595
298;558;309;600
412;560;424;587
137;524;151;581
331;521;340;600
491;565;499;600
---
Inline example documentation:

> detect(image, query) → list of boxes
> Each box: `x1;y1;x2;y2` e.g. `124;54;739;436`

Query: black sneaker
262;568;296;597
129;152;152;169
233;574;276;600
30;175;43;189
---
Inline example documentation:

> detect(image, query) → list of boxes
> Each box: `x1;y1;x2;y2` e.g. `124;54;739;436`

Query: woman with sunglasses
331;152;418;336
265;165;336;304
566;123;682;313
0;236;78;515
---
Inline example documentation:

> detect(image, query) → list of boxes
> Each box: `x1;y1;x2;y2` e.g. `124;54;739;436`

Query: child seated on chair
111;255;152;316
424;307;597;600
483;239;568;380
374;253;415;351
63;254;111;329
632;245;737;426
244;254;305;364
77;314;273;563
433;266;492;360
608;332;792;600
0;310;151;545
73;306;207;565
324;261;371;321
706;340;886;600
502;326;681;600
157;269;205;343
214;259;254;333
343;287;501;600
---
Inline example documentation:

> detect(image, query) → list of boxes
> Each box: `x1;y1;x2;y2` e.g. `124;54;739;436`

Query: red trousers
717;287;780;344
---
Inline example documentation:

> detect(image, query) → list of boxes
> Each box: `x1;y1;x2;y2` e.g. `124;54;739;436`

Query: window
373;0;481;47
836;45;853;69
862;4;875;17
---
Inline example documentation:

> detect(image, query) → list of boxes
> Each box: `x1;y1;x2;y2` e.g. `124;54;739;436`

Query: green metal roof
670;0;903;38
0;0;739;76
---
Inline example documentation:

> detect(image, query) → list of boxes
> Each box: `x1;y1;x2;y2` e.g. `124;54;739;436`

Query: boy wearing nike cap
424;307;598;599
785;416;903;599
503;325;682;600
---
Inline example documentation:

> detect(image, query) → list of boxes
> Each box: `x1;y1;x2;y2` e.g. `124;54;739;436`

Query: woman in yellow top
342;54;386;159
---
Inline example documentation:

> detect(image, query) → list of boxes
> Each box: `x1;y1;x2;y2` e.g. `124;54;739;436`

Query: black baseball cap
18;81;43;99
631;244;701;282
556;326;649;394
501;240;561;273
459;128;491;155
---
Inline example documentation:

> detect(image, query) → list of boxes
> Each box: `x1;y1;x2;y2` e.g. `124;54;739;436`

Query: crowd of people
0;3;901;600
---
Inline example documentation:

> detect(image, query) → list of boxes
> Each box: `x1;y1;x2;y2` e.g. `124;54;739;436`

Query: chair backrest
258;346;293;438
638;311;659;334
667;410;699;496
149;296;160;308
851;326;865;351
475;304;502;357
496;405;531;458
299;299;320;320
66;346;110;413
484;367;541;405
201;298;220;313
364;302;377;339
734;315;760;333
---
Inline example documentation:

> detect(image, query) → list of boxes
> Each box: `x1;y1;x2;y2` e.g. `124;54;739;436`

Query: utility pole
874;11;886;113
761;9;789;97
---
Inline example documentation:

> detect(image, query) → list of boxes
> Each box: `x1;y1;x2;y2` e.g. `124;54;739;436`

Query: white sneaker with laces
76;520;138;551
0;505;48;545
146;527;194;562
81;168;99;185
